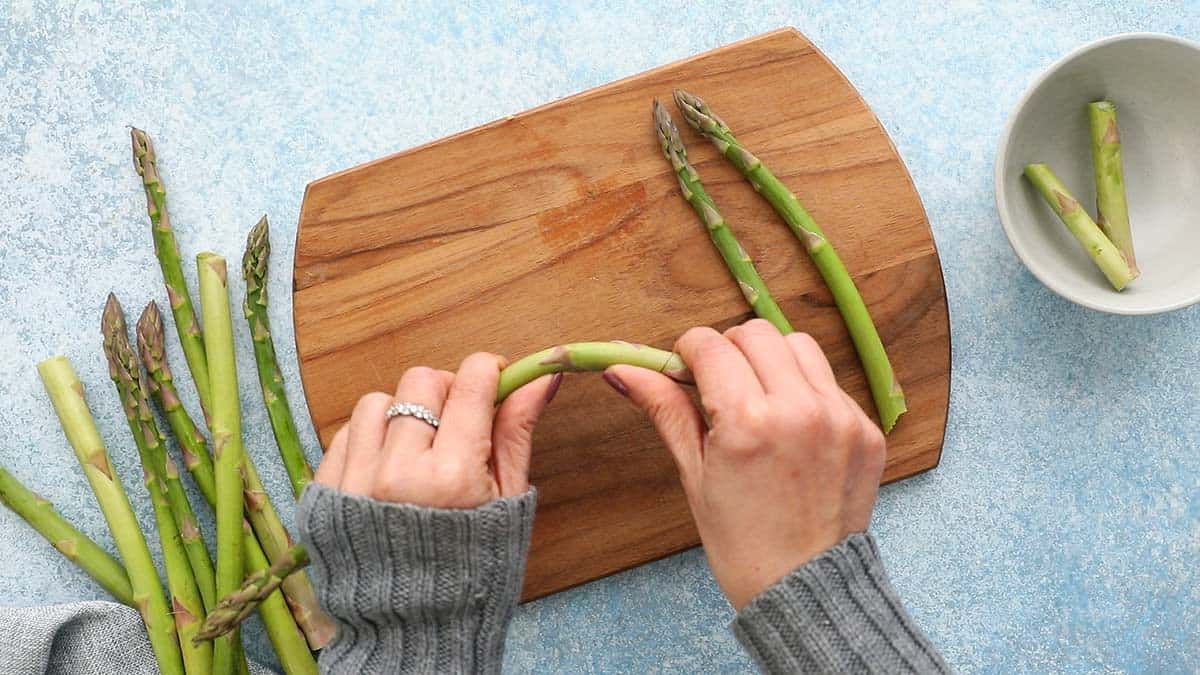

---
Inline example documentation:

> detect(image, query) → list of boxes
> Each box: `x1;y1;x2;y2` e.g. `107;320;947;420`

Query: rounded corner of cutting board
291;28;951;597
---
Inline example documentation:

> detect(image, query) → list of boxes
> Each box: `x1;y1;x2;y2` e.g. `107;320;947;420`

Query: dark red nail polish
544;372;564;403
602;370;629;397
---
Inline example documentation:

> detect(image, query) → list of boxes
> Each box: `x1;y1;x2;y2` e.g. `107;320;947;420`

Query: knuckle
742;318;777;336
678;326;720;353
787;331;821;355
731;399;772;436
401;365;440;387
353;391;392;417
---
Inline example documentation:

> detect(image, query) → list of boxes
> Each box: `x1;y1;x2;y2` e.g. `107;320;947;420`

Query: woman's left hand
313;353;562;508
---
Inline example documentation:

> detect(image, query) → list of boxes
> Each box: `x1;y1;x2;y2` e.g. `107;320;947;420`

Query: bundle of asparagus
0;129;328;675
1024;101;1139;291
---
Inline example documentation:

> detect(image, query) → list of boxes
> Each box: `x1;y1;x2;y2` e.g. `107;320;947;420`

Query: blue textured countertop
2;2;1197;672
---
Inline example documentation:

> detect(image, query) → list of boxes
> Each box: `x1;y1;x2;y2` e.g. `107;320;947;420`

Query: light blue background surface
1;1;1198;672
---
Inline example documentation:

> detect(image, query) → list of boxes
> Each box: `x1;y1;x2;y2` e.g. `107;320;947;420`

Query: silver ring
385;401;440;428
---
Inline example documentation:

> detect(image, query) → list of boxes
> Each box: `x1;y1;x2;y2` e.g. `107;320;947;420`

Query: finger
492;373;561;497
674;326;763;417
607;364;705;490
314;424;349;487
434;352;505;462
384;367;454;455
785;332;841;398
725;319;808;395
339;391;393;496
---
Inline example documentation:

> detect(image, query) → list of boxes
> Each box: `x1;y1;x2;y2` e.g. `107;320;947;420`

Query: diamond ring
384;401;440;429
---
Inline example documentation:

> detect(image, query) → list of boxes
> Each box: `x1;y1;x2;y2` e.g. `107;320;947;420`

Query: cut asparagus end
1023;162;1138;291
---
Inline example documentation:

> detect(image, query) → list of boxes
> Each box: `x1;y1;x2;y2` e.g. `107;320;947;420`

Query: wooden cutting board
292;28;950;601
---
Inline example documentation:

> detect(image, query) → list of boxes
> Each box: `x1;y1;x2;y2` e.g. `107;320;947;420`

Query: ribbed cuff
297;483;536;675
732;532;948;674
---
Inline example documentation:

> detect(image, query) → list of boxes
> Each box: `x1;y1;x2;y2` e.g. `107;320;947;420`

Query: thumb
491;373;561;497
606;364;705;487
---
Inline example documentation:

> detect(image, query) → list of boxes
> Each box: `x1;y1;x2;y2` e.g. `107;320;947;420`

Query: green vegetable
673;89;907;433
197;254;246;675
0;464;133;605
132;128;211;418
37;356;184;675
243;217;314;498
1023;163;1137;291
1088;101;1138;275
102;296;212;675
652;99;793;334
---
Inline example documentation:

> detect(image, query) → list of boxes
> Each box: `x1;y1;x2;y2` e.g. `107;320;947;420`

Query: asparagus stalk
652;100;793;334
237;455;333;649
37;356;184;675
1087;101;1138;274
196;544;310;641
131;128;211;418
102;297;212;675
111;300;219;615
197;254;248;675
0;464;133;605
242;217;314;498
138;303;321;672
1023;163;1137;291
672;89;907;433
496;342;692;402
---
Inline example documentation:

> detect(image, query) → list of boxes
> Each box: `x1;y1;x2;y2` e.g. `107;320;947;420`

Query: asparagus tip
242;215;270;285
130;127;152;175
101;293;126;338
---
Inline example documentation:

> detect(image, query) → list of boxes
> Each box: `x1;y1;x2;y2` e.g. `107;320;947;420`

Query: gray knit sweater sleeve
296;482;536;674
733;532;949;674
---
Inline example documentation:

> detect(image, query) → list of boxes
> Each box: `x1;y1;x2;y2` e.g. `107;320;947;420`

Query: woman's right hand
604;319;887;610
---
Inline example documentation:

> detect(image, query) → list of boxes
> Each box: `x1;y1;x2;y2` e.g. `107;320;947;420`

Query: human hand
605;319;886;610
313;353;562;508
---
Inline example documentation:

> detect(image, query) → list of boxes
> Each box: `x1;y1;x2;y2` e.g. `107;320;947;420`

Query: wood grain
292;28;950;601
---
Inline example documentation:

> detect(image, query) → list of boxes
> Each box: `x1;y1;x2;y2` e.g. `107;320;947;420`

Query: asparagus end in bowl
995;33;1200;315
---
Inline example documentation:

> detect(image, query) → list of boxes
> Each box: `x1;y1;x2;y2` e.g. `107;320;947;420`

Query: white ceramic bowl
995;33;1200;315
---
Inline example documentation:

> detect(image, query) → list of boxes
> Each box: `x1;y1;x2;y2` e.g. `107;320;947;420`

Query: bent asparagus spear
652;99;793;334
672;89;907;433
200;340;692;636
0;464;133;605
1024;163;1137;291
37;356;184;675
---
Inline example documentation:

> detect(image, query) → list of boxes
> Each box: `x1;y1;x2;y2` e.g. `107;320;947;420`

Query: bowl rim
993;31;1200;316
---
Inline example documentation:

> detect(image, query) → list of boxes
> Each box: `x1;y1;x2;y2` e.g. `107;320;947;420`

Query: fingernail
602;370;629;397
544;372;564;403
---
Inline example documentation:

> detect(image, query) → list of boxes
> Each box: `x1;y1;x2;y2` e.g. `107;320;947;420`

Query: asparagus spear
138;303;317;675
1087;101;1138;274
197;254;248;675
0;464;133;605
110;299;218;614
652;100;793;334
37;356;184;675
102;297;212;675
672;89;907;433
242;217;314;498
131;128;211;418
496;342;692;402
196;544;310;641
1023;163;1137;291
